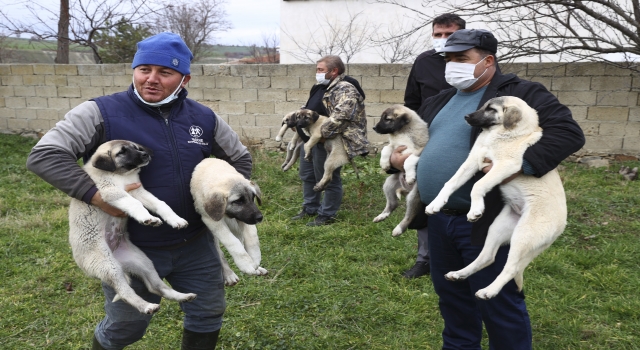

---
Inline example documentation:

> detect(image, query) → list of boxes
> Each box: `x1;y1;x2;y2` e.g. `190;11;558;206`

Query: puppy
68;140;196;315
191;158;267;286
275;111;303;171
290;109;358;192
372;105;429;237
425;96;567;300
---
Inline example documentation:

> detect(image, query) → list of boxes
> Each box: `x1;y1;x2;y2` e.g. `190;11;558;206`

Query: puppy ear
250;181;262;205
92;151;117;172
203;192;227;221
503;105;522;129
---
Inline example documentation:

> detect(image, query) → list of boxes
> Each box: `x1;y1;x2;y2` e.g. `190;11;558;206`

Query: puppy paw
467;206;484;222
256;267;269;275
425;197;446;215
373;212;390;223
275;135;282;141
475;288;498;300
392;225;405;237
179;293;197;303
405;175;416;186
143;303;160;314
223;271;240;286
165;216;189;229
313;184;325;192
467;201;485;222
142;216;162;227
445;271;466;281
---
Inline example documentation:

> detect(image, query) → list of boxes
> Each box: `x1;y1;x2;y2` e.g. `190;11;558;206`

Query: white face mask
316;72;331;85
133;75;186;107
432;38;448;52
445;56;488;90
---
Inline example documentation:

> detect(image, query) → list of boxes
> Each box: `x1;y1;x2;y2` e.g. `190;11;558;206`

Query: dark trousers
298;143;342;218
428;212;532;350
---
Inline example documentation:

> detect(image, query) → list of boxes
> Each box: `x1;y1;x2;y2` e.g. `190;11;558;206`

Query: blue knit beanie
131;32;193;75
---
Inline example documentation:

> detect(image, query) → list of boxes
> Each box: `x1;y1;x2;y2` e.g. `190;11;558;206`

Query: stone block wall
1;62;639;154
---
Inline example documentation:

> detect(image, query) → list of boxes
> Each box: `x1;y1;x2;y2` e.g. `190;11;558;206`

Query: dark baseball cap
437;29;498;54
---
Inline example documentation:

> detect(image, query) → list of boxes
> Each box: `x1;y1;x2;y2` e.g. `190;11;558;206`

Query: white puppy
191;158;267;286
372;105;429;236
68;140;196;315
425;96;567;300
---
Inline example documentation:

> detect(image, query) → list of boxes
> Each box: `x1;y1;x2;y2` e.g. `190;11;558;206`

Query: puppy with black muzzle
372;105;429;236
425;96;567;300
290;108;358;192
275;111;303;172
191;158;267;286
68;140;197;315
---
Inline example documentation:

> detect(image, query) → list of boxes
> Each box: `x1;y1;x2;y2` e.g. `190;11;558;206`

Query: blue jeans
94;232;225;350
298;143;343;218
428;212;532;350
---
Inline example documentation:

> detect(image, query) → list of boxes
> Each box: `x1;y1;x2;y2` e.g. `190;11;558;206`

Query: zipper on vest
163;110;188;217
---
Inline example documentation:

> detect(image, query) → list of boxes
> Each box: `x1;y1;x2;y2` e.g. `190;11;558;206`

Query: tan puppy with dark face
275;111;303;172
191;158;267;286
425;96;567;300
68;140;196;315
291;109;357;192
372;105;429;236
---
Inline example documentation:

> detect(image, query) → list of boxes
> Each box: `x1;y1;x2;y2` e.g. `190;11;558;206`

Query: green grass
1;133;639;349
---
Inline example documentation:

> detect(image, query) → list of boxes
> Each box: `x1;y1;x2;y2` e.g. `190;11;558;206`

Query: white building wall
280;0;437;64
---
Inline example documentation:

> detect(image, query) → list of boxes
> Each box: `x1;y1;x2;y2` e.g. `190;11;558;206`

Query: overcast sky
218;0;280;46
2;0;280;47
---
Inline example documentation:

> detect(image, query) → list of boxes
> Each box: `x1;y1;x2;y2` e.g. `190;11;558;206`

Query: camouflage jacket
320;74;370;159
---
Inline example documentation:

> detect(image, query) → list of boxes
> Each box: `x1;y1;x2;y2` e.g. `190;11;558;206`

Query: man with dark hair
291;55;369;226
401;13;465;279
392;29;584;348
27;32;250;350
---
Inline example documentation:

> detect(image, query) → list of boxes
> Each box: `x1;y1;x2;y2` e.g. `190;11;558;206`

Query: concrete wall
1;62;639;154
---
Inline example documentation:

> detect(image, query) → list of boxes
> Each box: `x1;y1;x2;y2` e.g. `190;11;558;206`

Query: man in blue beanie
27;32;251;349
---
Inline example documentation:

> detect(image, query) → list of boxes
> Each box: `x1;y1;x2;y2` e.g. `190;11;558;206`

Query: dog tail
350;159;360;179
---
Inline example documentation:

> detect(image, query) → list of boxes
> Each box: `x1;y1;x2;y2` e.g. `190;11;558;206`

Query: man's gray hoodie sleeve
26;101;105;201
210;113;253;179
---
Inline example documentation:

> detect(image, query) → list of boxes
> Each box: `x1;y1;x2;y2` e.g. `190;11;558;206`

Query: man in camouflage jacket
291;55;369;227
321;73;370;159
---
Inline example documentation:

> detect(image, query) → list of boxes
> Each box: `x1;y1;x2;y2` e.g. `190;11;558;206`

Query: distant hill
0;37;254;64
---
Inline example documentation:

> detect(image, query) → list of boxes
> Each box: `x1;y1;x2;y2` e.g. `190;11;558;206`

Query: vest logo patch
188;125;208;146
172;58;179;67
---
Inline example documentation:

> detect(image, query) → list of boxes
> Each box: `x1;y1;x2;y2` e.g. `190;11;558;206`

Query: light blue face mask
132;74;186;107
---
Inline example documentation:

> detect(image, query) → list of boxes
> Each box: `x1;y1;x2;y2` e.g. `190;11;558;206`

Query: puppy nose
373;125;378;132
141;152;150;160
255;213;263;223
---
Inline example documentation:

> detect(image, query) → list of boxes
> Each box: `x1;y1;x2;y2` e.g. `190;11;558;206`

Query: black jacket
412;71;585;245
403;49;452;112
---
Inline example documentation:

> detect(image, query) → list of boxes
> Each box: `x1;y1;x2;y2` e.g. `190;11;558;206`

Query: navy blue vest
93;86;216;248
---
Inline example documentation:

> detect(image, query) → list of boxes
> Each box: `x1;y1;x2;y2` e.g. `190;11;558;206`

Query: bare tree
151;0;232;62
55;0;70;64
0;32;15;63
281;10;379;63
376;0;640;70
0;0;160;63
261;31;279;64
371;17;430;63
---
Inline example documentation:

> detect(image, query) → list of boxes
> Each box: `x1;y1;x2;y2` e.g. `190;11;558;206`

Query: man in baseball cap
390;28;584;348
